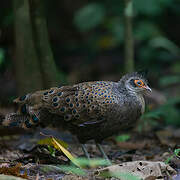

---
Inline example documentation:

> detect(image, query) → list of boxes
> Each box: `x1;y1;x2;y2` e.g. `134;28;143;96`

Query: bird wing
10;81;116;128
40;83;107;126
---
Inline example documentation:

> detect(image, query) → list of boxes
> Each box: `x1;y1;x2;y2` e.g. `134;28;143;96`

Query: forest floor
0;116;179;180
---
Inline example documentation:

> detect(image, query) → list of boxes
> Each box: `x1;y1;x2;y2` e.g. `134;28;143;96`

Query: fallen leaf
96;161;177;180
51;137;82;168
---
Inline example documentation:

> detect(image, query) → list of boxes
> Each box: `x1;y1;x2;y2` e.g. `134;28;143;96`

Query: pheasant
0;71;151;163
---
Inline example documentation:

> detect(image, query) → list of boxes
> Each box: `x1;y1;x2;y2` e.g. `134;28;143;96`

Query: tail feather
1;113;35;129
1;87;62;129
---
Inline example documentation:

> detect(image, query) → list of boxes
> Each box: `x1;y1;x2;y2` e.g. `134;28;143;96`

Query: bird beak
143;85;152;92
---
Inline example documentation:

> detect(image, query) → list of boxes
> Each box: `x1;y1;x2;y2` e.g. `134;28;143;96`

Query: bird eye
134;80;144;87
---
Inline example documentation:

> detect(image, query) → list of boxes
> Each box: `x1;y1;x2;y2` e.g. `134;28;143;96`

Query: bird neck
117;81;145;114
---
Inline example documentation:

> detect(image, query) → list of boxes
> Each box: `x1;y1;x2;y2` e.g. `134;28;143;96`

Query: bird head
119;71;152;94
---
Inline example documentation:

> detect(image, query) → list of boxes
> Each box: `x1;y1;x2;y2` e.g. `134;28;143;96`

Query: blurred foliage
141;97;180;129
134;0;171;16
74;3;106;32
73;0;180;72
159;75;180;86
0;0;179;74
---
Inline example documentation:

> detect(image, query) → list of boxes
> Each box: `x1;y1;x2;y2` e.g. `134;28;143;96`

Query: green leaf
135;22;160;41
149;36;180;56
101;171;141;180
165;148;180;164
116;134;130;142
141;110;162;119
51;137;82;168
0;48;5;65
74;3;105;32
165;155;173;164
38;137;68;149
2;14;13;26
47;145;56;157
75;158;110;167
174;148;180;158
58;165;86;176
134;0;162;16
40;164;86;176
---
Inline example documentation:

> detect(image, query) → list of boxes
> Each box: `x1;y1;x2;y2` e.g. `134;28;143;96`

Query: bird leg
81;144;90;160
96;143;112;165
81;143;112;165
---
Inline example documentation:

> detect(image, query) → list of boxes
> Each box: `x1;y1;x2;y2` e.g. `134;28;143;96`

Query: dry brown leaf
0;163;28;179
96;161;177;180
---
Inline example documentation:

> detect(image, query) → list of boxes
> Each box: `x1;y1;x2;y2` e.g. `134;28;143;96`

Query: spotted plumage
0;72;151;144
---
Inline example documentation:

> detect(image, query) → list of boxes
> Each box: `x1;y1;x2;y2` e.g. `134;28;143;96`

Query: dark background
0;0;180;128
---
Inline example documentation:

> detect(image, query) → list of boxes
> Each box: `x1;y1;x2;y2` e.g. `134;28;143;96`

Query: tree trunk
30;0;61;88
124;0;134;73
13;0;43;95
